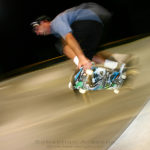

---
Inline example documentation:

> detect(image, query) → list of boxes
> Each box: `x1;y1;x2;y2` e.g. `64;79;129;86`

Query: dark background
0;0;150;74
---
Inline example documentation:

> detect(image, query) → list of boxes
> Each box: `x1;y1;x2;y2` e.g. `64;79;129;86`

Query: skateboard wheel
86;69;93;75
68;82;73;89
121;74;126;79
114;89;119;94
79;88;86;94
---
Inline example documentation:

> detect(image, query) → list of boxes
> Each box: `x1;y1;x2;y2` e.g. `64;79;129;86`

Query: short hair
31;15;51;27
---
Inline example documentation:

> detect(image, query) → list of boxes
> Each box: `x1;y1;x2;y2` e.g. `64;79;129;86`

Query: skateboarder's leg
92;55;105;64
71;20;104;60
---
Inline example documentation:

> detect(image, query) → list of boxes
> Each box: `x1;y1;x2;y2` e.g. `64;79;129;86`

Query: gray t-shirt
50;3;109;39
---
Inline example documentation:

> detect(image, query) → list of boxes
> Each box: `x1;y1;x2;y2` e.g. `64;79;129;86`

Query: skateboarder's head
31;15;51;36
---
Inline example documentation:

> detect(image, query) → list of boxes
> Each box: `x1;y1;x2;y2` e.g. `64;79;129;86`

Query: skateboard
68;62;127;94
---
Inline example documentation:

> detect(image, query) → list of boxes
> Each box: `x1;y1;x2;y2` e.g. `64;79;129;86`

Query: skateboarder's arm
65;33;86;60
64;33;92;69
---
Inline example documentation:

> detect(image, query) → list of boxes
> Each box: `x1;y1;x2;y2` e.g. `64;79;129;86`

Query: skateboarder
31;2;113;70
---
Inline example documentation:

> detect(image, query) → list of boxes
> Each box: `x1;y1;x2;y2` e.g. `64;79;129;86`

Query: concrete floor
0;36;150;150
108;99;150;150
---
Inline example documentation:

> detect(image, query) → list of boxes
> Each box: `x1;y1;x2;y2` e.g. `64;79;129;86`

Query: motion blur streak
0;36;150;150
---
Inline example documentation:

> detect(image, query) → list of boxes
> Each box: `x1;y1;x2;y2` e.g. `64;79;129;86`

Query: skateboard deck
69;63;127;94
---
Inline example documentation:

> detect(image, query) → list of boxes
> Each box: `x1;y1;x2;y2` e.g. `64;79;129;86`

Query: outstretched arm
63;32;92;69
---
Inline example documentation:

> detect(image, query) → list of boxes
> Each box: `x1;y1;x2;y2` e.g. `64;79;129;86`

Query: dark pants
55;20;104;60
71;20;104;59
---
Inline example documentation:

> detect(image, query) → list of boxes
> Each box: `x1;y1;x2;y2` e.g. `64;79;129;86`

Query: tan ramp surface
0;36;150;150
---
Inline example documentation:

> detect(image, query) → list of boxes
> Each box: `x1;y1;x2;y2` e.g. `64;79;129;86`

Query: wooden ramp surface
0;36;150;150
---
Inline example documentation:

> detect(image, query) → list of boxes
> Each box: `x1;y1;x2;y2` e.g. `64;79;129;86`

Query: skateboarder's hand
78;57;92;70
